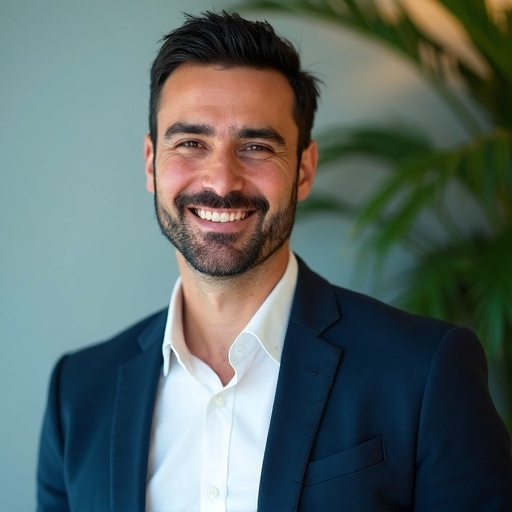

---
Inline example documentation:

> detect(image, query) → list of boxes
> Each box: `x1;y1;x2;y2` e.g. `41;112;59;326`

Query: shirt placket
200;385;235;512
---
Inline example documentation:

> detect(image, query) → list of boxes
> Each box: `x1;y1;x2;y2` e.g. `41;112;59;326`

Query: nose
200;149;244;197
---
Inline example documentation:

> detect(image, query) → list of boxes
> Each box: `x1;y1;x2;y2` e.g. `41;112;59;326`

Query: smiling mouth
194;208;252;223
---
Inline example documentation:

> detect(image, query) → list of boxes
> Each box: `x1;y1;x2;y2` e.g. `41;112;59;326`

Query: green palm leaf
469;227;512;355
397;242;474;321
296;193;354;216
356;130;512;252
316;124;432;166
438;0;512;85
400;228;512;358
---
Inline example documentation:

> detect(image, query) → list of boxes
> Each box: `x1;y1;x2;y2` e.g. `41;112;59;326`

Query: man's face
144;63;316;277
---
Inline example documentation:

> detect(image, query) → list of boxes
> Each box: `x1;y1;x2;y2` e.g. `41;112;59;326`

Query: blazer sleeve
414;327;512;511
37;355;70;512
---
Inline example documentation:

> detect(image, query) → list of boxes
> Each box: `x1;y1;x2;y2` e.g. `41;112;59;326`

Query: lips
194;209;250;223
176;190;269;225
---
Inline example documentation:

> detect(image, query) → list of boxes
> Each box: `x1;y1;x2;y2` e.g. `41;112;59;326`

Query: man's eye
179;140;201;148
246;144;265;151
240;144;275;160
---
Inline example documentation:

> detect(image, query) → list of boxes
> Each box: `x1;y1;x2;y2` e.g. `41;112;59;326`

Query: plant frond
297;193;355;216
353;129;512;254
354;148;459;250
438;0;512;86
397;242;473;320
467;226;512;355
316;124;432;167
451;130;512;225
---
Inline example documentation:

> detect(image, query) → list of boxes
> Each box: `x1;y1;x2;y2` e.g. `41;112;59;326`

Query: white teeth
196;209;249;223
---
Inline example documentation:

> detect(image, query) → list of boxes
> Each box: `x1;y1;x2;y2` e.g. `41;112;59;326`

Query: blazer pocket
303;435;385;486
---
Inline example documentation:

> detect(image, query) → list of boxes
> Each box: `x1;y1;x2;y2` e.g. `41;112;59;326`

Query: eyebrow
163;122;286;147
237;127;286;147
164;122;214;141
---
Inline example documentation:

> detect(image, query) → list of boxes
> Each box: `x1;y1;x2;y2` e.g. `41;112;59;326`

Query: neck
176;246;290;384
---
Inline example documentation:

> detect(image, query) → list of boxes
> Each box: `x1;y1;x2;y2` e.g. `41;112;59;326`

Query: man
37;11;512;512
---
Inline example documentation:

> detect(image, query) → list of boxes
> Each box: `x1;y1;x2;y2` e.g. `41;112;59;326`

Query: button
207;486;220;499
214;394;224;407
235;344;246;358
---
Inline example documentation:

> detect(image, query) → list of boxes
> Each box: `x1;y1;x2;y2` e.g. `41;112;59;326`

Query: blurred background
1;0;506;509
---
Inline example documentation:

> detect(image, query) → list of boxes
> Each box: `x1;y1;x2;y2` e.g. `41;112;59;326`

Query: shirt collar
161;252;298;376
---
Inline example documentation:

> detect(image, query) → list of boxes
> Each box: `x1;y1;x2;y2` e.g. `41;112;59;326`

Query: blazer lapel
110;310;167;512
258;260;343;511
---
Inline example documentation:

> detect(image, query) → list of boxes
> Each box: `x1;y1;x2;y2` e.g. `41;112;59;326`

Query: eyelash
178;140;201;148
244;144;271;152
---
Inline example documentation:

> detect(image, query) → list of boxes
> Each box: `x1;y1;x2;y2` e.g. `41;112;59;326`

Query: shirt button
214;394;224;407
236;344;246;358
207;486;220;499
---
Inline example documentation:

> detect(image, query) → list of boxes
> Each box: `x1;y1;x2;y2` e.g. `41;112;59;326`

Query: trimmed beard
154;182;298;279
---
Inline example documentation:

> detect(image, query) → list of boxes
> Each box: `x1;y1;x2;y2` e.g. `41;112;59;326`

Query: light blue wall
0;1;468;510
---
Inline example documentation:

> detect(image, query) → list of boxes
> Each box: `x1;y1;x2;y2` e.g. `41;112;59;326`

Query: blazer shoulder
334;284;455;333
294;257;463;354
296;257;454;330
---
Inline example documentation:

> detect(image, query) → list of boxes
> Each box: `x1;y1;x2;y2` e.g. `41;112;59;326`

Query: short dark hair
149;11;321;154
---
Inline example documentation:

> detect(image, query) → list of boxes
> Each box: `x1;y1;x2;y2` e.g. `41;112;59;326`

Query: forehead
157;63;298;136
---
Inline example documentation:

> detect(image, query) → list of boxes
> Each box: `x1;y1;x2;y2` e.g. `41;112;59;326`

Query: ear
297;140;318;201
144;133;155;193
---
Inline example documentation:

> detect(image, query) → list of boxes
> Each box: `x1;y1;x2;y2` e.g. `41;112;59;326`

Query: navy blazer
37;259;512;511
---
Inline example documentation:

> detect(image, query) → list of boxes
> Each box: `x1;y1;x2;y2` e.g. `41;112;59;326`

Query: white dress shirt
146;253;298;512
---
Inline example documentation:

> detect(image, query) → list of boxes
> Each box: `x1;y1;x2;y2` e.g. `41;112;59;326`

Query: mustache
175;190;269;213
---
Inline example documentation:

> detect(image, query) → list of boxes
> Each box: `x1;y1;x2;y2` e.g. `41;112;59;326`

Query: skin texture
144;64;317;383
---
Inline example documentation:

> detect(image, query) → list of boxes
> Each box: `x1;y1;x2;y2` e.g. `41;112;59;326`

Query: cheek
248;157;297;191
260;177;297;210
155;158;197;196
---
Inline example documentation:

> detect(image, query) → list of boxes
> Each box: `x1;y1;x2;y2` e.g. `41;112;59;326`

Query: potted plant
240;0;512;427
